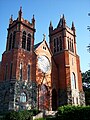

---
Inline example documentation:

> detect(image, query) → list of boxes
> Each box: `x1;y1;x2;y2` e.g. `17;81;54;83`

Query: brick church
0;8;85;111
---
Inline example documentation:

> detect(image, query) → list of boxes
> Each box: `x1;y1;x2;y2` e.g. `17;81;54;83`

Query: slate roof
34;41;43;50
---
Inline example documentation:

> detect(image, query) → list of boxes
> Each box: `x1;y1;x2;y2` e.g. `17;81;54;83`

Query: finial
43;34;46;41
57;15;63;28
72;21;74;28
9;14;13;24
18;6;22;21
20;6;22;12
50;21;53;27
33;14;34;19
62;14;66;27
32;14;35;27
63;14;65;19
71;21;75;31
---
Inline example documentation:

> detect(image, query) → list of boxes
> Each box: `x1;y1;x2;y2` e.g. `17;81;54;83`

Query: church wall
16;49;36;81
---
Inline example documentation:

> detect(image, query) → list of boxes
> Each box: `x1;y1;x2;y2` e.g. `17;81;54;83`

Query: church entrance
38;84;50;111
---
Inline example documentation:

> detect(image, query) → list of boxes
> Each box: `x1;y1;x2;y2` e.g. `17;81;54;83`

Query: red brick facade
0;9;85;111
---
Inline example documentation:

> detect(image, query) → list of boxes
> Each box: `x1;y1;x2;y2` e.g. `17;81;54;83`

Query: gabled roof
34;40;53;56
34;41;43;50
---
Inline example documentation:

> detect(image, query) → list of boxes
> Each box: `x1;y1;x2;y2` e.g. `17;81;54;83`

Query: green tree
82;70;90;105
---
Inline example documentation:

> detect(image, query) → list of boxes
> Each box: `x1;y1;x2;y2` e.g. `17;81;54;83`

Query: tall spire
71;21;75;30
49;21;53;27
62;14;66;27
32;14;35;28
57;14;66;28
49;21;53;33
18;6;22;21
71;21;76;36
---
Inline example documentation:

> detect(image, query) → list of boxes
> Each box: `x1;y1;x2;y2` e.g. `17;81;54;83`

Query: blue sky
0;0;90;72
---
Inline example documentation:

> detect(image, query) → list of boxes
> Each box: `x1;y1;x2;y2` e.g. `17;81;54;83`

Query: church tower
0;7;36;81
49;15;85;110
0;8;37;111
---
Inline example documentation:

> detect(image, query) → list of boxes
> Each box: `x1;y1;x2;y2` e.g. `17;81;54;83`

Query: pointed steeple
62;14;66;27
49;21;53;33
18;6;22;21
57;15;62;28
57;14;66;28
32;14;35;28
71;21;76;43
49;21;53;28
71;21;75;31
9;15;13;24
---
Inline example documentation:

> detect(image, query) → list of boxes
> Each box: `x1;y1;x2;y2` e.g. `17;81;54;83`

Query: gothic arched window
22;31;26;49
71;41;74;52
68;38;70;50
72;72;76;89
54;38;56;53
57;38;59;52
27;33;31;51
9;33;12;50
20;92;27;102
27;64;30;81
12;31;16;49
70;40;72;51
60;36;62;51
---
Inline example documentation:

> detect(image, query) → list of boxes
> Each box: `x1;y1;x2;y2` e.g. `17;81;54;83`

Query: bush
1;109;40;120
56;105;90;120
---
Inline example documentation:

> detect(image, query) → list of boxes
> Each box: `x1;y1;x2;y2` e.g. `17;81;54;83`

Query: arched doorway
39;84;49;111
52;89;57;110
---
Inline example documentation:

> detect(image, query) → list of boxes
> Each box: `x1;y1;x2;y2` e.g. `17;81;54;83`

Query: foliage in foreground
35;105;90;120
56;105;90;120
1;106;90;120
0;109;40;120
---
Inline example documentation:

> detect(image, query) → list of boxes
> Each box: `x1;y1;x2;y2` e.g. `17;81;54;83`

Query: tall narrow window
27;33;31;51
20;92;27;102
54;38;56;53
70;41;72;51
10;63;13;79
5;64;8;80
71;42;74;52
72;72;76;89
60;36;62;51
57;38;59;52
20;63;22;80
68;39;69;50
12;31;16;49
22;31;26;49
9;33;12;50
27;64;30;81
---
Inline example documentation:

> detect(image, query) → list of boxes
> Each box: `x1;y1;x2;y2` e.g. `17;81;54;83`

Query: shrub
56;105;90;120
2;109;40;120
